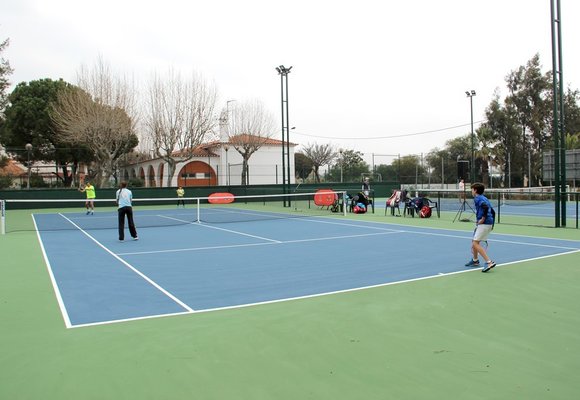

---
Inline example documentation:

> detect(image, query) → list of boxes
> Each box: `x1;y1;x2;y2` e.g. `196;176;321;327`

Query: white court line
117;231;401;256
290;217;404;230
159;215;282;243
69;310;193;329
230;211;579;247
309;216;580;244
400;230;580;251
284;231;401;244
69;248;580;329
32;214;73;329
119;214;577;256
119;241;277;256
58;213;194;315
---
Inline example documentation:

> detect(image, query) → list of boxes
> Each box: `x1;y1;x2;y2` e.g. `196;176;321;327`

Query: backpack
410;197;424;211
353;203;367;214
419;205;432;218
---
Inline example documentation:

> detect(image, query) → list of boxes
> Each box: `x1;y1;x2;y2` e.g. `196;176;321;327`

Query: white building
121;137;296;188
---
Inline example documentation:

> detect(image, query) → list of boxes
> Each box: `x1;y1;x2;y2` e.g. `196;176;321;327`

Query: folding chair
385;190;402;216
424;198;440;218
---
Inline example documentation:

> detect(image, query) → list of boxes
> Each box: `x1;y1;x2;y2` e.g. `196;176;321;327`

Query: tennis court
28;201;580;328
1;193;579;399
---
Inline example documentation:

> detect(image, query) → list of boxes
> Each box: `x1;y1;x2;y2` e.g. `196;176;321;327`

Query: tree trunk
242;157;249;185
314;166;321;183
59;164;73;187
165;158;177;187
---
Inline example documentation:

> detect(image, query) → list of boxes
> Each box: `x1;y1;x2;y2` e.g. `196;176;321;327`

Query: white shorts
473;224;493;242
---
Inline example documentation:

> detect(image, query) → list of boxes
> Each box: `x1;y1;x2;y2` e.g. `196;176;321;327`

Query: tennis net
406;187;562;210
407;186;578;227
1;191;347;234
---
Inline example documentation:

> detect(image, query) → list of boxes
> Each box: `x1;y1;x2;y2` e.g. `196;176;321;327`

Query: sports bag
353;203;367;214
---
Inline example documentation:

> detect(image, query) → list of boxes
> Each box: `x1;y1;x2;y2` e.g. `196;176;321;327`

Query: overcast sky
2;0;579;167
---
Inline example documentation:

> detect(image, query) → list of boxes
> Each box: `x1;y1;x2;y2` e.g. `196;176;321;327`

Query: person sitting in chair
351;191;369;212
362;177;371;197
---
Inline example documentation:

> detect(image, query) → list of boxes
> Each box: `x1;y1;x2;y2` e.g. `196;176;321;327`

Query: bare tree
0;37;14;117
302;143;335;183
145;69;218;186
227;100;276;185
51;58;139;187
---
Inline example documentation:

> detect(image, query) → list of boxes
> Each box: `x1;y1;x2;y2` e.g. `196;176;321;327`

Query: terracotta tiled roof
227;134;296;146
0;160;26;176
169;135;296;157
171;145;218;157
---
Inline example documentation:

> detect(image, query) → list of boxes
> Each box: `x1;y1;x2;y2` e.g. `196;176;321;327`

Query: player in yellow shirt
79;181;96;215
176;186;185;207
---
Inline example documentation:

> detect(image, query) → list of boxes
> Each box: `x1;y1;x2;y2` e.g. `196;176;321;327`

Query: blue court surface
33;208;580;328
495;202;578;218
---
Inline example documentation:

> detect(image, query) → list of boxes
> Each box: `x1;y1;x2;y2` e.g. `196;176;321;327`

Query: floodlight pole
551;0;566;227
224;145;230;186
466;90;476;184
339;148;344;183
224;100;235;187
276;65;292;206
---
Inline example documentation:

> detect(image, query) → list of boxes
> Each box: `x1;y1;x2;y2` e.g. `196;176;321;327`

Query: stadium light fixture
277;65;292;203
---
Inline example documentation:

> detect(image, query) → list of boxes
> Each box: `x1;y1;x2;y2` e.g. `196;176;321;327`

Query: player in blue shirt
465;183;497;272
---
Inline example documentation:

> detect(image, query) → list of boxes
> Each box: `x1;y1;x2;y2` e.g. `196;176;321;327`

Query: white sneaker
133;237;139;241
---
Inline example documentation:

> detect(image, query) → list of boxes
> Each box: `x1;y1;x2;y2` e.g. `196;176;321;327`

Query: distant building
0;159;26;188
120;137;296;188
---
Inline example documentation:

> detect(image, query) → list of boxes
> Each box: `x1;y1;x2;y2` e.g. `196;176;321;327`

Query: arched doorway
158;164;165;187
148;165;156;187
177;161;216;187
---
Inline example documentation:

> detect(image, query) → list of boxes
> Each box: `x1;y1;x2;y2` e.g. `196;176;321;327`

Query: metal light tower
339;148;344;183
466;90;476;183
224;145;230;186
276;65;292;204
551;0;566;227
224;100;235;187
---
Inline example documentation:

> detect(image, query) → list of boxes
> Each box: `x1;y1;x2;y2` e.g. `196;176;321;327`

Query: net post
196;197;200;223
342;191;347;216
1;200;5;235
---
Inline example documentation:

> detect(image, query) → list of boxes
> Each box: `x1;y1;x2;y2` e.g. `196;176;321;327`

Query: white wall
124;142;296;187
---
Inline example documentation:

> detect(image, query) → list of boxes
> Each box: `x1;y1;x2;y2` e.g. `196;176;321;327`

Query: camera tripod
453;198;475;223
